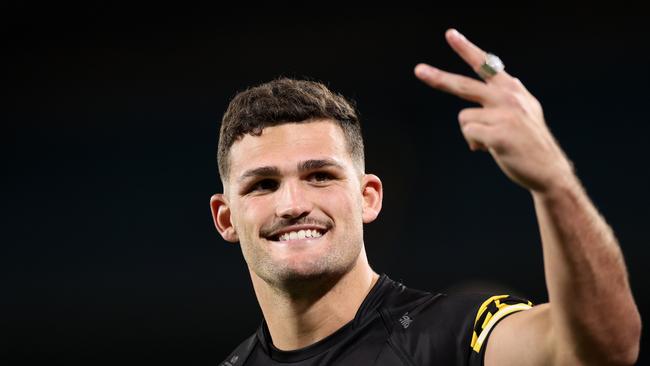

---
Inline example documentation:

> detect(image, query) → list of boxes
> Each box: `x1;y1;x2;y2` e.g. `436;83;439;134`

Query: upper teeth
278;229;323;241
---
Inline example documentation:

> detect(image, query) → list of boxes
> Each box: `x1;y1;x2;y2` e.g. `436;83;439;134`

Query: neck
249;248;379;351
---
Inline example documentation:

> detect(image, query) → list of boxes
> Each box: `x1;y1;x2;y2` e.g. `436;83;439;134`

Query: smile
277;229;324;242
265;226;329;242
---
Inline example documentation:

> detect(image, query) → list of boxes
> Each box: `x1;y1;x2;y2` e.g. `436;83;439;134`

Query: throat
253;268;380;351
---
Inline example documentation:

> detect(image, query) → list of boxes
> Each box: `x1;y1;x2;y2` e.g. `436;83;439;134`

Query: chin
260;257;355;294
277;261;338;282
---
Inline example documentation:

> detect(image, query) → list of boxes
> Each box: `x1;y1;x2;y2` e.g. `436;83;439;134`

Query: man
211;29;641;365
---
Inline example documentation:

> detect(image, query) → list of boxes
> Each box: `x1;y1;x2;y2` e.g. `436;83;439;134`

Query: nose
275;179;312;219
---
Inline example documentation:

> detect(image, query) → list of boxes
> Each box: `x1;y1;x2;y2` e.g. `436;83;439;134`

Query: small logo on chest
399;312;413;329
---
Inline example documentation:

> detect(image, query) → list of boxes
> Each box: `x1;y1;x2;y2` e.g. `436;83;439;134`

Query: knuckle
461;123;475;136
456;78;474;95
509;77;524;89
425;74;441;87
532;97;544;113
457;109;465;122
423;71;443;87
490;131;507;149
502;91;521;106
458;109;471;123
503;109;520;124
503;92;531;115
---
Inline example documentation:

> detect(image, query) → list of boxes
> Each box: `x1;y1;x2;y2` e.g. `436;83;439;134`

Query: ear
210;193;239;243
360;174;383;224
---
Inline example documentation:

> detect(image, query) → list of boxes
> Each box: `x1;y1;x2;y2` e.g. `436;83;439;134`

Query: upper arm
484;303;574;366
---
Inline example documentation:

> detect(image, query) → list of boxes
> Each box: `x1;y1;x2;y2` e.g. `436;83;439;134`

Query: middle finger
445;28;513;86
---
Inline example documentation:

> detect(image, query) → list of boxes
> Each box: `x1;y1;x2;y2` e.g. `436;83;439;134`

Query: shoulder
382;287;533;366
218;332;258;366
469;294;534;355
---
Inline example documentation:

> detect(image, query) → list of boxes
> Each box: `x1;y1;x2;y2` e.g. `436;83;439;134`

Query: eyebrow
298;158;344;172
238;159;344;183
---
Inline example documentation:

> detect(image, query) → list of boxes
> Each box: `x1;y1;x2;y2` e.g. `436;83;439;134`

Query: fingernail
450;29;464;40
415;64;436;77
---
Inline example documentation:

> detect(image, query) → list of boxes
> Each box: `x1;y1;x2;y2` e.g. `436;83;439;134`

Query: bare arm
484;179;641;366
414;29;641;366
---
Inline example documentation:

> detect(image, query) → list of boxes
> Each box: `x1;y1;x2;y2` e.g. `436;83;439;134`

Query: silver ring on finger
477;53;505;80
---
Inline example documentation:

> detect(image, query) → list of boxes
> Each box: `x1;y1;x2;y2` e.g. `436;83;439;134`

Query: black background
3;4;649;365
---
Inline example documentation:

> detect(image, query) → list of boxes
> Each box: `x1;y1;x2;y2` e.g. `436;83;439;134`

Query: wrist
531;172;582;202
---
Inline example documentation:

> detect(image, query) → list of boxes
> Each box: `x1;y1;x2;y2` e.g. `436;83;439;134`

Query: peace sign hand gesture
415;29;576;194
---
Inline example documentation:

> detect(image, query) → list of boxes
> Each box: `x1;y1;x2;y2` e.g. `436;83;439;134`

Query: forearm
414;28;642;365
532;176;641;365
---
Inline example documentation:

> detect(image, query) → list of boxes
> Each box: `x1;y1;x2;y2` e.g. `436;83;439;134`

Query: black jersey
219;273;532;366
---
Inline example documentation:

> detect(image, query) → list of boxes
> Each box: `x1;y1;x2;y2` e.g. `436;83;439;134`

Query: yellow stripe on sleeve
471;303;532;353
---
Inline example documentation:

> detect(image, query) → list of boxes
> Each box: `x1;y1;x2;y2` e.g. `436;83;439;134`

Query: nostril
280;211;310;221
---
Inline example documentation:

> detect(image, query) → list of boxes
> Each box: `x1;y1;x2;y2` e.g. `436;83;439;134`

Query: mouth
265;227;329;243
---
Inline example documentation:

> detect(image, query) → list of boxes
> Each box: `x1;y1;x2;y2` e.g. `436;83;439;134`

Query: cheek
232;198;271;234
318;186;363;219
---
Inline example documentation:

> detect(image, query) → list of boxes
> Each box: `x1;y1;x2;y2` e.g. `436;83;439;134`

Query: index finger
446;28;513;85
414;63;500;106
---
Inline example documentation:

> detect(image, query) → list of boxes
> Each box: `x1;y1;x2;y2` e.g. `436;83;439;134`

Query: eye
309;172;334;183
248;179;278;192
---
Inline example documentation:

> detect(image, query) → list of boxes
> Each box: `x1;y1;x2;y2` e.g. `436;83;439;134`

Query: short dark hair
217;77;365;183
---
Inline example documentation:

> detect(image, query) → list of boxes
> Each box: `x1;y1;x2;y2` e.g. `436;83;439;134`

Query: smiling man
212;29;641;366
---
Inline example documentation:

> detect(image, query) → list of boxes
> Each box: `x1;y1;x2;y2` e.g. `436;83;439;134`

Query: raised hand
414;29;575;194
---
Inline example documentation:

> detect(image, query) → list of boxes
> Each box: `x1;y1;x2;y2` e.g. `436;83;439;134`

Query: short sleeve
467;294;533;366
384;291;533;366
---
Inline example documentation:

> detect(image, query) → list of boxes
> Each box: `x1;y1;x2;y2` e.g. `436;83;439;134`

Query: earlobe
210;194;239;243
361;174;383;224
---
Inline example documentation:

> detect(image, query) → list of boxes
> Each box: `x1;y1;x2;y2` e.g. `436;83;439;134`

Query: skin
414;29;641;365
211;28;641;364
210;120;383;350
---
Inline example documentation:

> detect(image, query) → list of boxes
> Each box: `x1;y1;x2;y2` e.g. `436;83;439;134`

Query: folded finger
461;122;498;151
458;107;508;127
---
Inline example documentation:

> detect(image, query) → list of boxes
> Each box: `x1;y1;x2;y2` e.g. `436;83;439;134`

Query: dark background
3;4;649;365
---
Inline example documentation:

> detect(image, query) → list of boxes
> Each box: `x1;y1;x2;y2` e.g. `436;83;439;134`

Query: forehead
228;119;351;180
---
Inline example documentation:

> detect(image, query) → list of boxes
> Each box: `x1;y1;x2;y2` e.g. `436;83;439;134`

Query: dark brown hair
218;77;364;182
